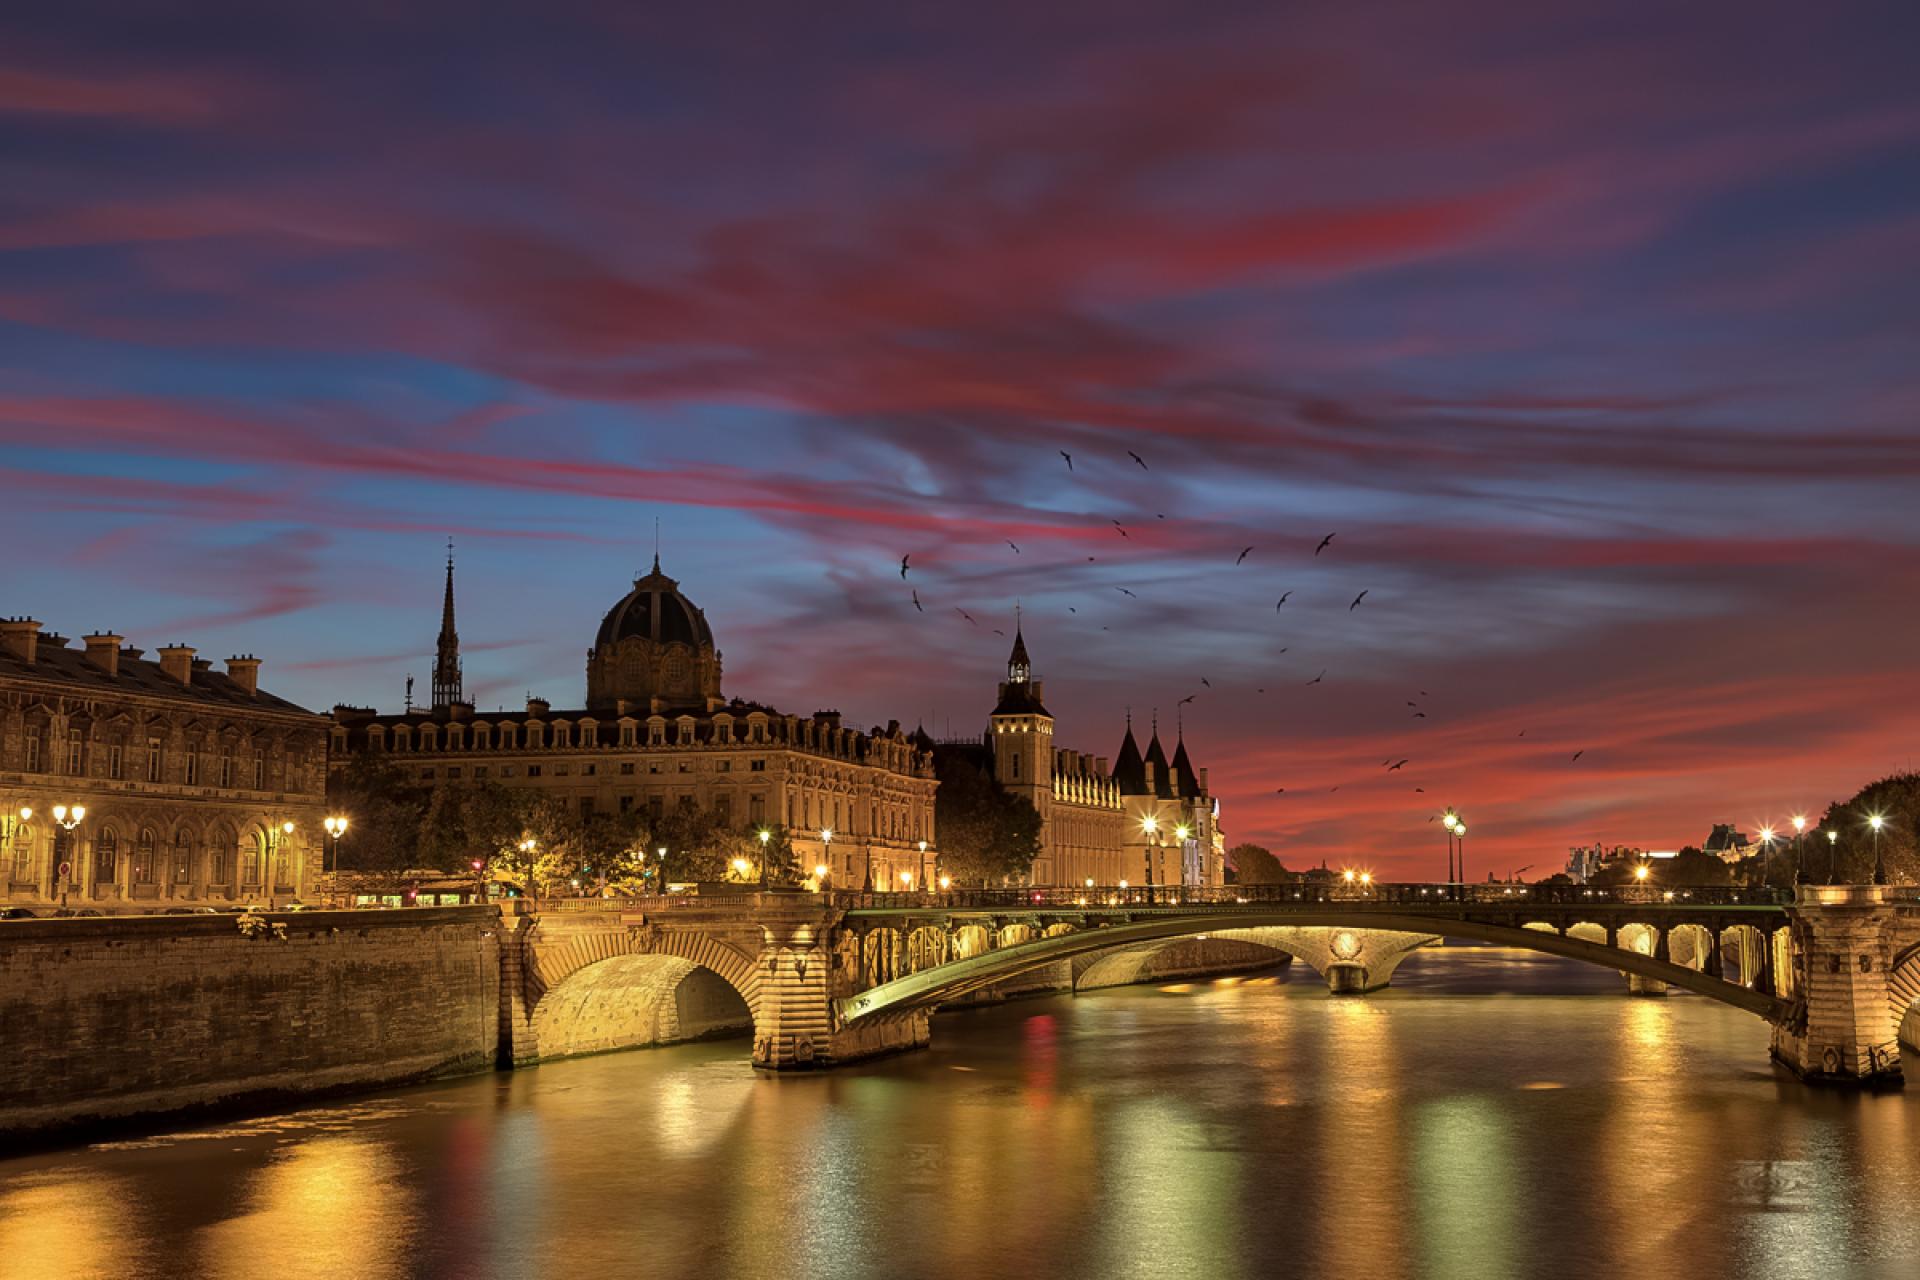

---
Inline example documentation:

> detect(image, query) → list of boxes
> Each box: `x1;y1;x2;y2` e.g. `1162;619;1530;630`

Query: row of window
19;731;272;789
6;827;289;888
358;719;915;763
417;757;770;783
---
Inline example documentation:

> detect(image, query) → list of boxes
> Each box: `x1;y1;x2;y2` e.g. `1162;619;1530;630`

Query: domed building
586;558;723;713
330;555;938;888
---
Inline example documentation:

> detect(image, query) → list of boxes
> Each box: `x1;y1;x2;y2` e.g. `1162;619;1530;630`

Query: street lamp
757;828;772;890
1758;826;1776;887
1825;829;1839;884
1454;822;1468;886
1868;813;1887;886
899;870;913;891
323;815;349;874
264;820;296;906
1140;814;1159;905
1633;862;1650;882
938;873;952;892
51;804;84;908
1442;810;1461;887
1174;823;1191;898
1791;815;1807;884
812;863;830;891
918;839;929;893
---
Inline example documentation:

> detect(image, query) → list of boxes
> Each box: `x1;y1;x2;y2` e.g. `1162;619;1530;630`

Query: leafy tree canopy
933;753;1042;885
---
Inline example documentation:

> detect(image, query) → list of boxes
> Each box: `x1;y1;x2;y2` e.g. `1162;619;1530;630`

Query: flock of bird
893;446;1590;825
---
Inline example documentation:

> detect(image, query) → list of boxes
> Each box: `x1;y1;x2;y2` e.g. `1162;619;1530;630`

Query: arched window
9;823;31;883
172;830;193;883
209;826;233;886
240;831;263;886
94;829;118;883
132;828;157;883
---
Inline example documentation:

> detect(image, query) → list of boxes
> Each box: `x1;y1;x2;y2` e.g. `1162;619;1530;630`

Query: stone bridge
503;883;1920;1088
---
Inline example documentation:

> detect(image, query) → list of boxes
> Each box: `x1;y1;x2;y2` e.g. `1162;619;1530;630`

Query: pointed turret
1112;713;1148;794
1143;717;1174;799
1170;731;1204;798
431;542;463;710
992;616;1048;716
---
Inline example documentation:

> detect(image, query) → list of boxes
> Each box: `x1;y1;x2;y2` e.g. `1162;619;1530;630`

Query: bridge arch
839;909;1791;1026
520;923;763;1062
1891;941;1920;1053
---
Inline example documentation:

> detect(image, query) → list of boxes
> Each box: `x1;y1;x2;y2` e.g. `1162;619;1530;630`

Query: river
2;946;1916;1280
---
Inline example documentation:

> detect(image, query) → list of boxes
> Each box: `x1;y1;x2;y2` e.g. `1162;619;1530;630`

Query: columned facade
0;619;329;911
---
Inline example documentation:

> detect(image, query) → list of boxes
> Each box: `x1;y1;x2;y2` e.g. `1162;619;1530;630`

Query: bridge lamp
1119;878;1129;890
813;863;830;880
938;874;952;891
1359;872;1373;886
1342;869;1356;884
1633;864;1650;882
1792;815;1806;833
899;871;913;888
731;857;750;878
1868;813;1885;832
1175;824;1190;841
52;804;87;829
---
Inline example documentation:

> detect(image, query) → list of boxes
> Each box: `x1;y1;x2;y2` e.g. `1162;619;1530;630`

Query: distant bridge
501;882;1918;1088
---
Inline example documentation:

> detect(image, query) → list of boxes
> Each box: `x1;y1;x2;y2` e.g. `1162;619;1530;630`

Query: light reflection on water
2;946;1916;1280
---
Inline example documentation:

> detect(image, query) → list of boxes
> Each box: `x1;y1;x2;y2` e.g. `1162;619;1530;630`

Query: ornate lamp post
757;828;772;891
1173;823;1191;903
322;815;349;874
1868;813;1887;886
1758;826;1776;887
263;820;295;907
1454;821;1469;889
917;840;929;895
1790;815;1807;884
1442;810;1460;887
51;804;84;908
1140;814;1159;905
1825;828;1839;884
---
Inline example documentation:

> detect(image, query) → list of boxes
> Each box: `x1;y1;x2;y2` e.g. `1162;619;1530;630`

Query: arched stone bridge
499;883;1918;1088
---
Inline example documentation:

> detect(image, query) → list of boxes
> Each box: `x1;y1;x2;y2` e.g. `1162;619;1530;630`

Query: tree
750;823;804;886
1535;872;1573;887
1228;842;1289;885
649;806;738;883
1809;773;1920;884
1666;846;1733;886
325;752;434;874
933;753;1042;885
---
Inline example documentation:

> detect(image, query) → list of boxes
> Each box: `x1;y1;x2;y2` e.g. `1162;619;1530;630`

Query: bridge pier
1772;887;1905;1089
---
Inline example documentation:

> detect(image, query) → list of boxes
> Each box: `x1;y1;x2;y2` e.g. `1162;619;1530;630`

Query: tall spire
431;540;463;710
1007;609;1031;684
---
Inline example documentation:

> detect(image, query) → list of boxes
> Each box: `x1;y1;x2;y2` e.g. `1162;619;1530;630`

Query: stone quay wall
0;907;500;1140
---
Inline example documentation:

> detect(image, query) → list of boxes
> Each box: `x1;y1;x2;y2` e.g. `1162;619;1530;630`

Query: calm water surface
3;947;1916;1280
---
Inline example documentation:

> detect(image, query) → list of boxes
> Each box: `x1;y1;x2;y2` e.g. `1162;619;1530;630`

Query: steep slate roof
1170;735;1204;797
1143;731;1174;798
0;635;314;715
1111;723;1148;793
992;683;1050;716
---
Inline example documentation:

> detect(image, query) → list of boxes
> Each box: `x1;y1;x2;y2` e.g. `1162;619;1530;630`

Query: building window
10;825;32;883
220;752;235;788
241;835;262;886
583;764;597;776
649;763;662;775
579;797;595;819
750;759;766;772
527;765;543;778
620;762;635;776
718;761;731;773
94;830;118;883
173;833;192;883
253;751;265;789
749;795;765;825
620;725;636;747
677;761;691;774
648;797;664;823
500;765;516;778
67;730;84;775
211;836;229;885
474;766;490;779
421;768;436;781
132;829;157;884
678;795;696;811
714;795;731;825
447;767;462;780
147;738;163;782
619;795;634;813
24;728;41;774
1012;755;1020;779
107;743;124;780
554;765;570;777
185;750;200;786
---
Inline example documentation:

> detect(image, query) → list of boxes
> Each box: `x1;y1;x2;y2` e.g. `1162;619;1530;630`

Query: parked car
1;906;38;920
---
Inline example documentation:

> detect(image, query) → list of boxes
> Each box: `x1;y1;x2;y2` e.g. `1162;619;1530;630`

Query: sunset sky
5;0;1919;875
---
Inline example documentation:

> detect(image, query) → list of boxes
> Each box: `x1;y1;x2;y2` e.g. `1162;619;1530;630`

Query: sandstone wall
0;907;499;1138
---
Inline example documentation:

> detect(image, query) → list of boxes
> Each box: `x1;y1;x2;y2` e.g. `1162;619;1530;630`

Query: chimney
1;618;43;665
227;655;262;696
1199;767;1210;794
157;644;196;686
1145;761;1158;792
526;696;549;717
83;632;125;677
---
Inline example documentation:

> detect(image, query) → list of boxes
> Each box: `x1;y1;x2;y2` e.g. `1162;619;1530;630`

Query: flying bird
1274;787;1286;794
1306;670;1326;685
1412;712;1427;718
1114;586;1138;598
1329;785;1341;793
1178;695;1198;706
1236;547;1254;565
992;629;1005;637
1127;451;1148;470
1060;450;1073;472
1413;787;1426;793
1387;759;1408;771
1200;677;1212;688
1111;521;1130;538
1277;647;1289;654
1007;540;1021;554
1315;533;1336;556
1571;750;1585;762
955;608;977;625
1517;730;1527;737
1349;590;1369;610
1067;607;1077;614
1276;592;1292;609
900;555;911;579
911;590;923;613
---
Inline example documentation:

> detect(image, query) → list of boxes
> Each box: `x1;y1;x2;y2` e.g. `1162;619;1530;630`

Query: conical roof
1112;722;1148;793
1170;735;1204;798
1144;730;1174;799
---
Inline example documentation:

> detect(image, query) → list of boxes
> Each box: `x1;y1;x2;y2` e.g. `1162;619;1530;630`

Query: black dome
595;560;715;651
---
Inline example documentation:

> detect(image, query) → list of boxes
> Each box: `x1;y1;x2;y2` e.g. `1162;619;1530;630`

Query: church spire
1007;608;1031;685
431;540;463;710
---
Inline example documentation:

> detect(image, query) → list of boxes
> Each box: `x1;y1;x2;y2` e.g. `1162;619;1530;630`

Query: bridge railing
832;883;1792;911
